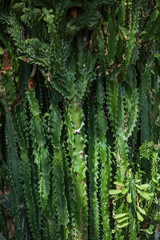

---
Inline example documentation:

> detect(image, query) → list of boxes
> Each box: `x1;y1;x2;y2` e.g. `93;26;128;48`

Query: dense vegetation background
0;0;160;239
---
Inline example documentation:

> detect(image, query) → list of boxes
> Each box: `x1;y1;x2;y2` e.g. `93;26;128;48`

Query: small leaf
109;189;121;195
153;178;158;184
0;123;2;127
18;56;26;60
137;190;151;200
119;26;128;40
140;30;147;35
44;113;50;118
117;217;129;223
147;192;154;197
117;222;129;228
137;206;146;215
121;188;129;195
135;179;141;183
114;181;125;186
136;184;150;190
0;47;4;55
139;197;145;203
127;193;132;203
154;54;160;58
114;213;128;219
141;229;153;235
38;15;44;22
137;211;144;222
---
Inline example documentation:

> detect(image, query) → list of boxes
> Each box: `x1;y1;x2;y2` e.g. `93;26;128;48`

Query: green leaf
119;26;128;40
117;222;129;228
153;178;158;184
150;70;155;75
147;192;154;197
114;181;125;186
141;229;153;234
0;47;4;55
137;211;144;222
154;54;160;58
137;190;151;200
121;188;129;195
127;193;132;203
139;197;145;203
136;184;150;190
140;30;147;35
44;113;50;118
0;123;2;127
50;14;55;19
109;189;121;195
135;179;141;183
18;56;26;60
114;213;128;219
117;217;129;223
137;206;146;215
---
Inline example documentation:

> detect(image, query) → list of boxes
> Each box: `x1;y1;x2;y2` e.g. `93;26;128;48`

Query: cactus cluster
0;1;160;239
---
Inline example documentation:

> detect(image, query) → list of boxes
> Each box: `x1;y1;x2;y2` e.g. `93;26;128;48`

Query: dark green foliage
0;1;160;240
87;95;99;240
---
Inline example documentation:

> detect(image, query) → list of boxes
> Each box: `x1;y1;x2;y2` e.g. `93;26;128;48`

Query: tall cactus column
65;98;88;240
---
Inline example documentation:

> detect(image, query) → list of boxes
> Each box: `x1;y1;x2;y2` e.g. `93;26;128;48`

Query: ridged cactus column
65;99;88;239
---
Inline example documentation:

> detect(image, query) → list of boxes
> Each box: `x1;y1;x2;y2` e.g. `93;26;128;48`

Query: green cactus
0;1;160;240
